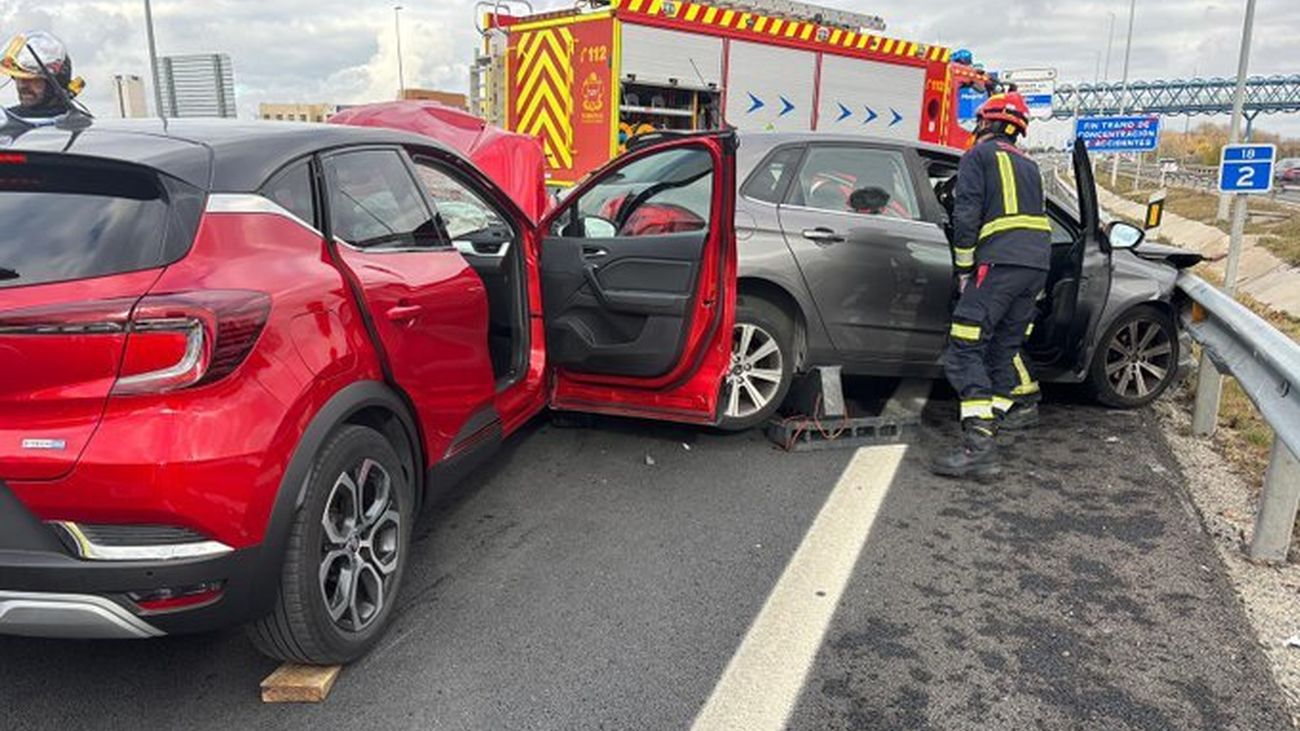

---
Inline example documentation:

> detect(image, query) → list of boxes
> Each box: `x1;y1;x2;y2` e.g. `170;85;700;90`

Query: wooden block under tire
260;663;342;703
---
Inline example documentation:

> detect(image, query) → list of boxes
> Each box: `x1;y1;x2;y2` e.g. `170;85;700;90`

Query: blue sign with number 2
1219;144;1276;194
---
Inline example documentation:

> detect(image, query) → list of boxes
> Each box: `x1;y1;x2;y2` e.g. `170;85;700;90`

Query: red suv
0;119;736;663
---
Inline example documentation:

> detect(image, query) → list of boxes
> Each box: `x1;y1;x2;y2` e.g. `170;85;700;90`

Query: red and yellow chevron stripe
513;27;576;170
614;0;951;63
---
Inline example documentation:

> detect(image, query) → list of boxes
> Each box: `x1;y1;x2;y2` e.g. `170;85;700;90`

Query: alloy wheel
318;458;401;633
1104;318;1173;401
725;322;785;420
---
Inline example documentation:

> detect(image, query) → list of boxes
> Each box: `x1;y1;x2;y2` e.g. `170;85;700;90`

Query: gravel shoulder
1156;397;1300;728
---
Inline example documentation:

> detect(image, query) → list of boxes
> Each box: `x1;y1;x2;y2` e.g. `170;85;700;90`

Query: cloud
3;0;1298;136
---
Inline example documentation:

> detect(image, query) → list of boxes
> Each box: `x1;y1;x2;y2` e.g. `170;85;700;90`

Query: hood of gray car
1133;242;1204;269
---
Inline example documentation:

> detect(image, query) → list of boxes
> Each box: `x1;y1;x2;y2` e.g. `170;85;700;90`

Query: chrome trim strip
111;320;205;392
333;236;455;256
208;193;480;256
0;590;164;639
53;522;235;561
205;193;325;238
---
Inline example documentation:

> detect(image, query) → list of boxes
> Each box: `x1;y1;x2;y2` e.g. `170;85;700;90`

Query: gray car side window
741;146;804;204
1048;210;1076;245
787;146;921;220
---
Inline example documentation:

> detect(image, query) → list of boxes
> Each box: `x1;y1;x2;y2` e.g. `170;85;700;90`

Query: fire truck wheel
719;295;794;432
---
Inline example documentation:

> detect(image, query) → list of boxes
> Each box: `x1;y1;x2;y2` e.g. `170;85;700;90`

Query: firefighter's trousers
943;263;1048;423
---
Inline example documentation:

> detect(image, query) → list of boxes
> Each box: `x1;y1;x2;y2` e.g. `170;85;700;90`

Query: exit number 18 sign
1219;143;1276;194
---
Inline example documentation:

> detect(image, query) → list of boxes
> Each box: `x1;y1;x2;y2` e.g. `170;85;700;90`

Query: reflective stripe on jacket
951;135;1052;273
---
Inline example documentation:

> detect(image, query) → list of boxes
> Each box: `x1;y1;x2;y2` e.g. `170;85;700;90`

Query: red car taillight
112;291;271;396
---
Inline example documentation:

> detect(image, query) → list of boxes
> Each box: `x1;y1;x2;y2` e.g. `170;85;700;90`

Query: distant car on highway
717;134;1199;429
1274;157;1300;184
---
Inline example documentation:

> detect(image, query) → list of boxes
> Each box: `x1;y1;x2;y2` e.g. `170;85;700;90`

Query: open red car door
535;131;737;424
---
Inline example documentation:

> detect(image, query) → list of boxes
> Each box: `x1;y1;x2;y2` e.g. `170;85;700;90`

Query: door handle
385;304;423;323
582;245;609;259
802;227;845;245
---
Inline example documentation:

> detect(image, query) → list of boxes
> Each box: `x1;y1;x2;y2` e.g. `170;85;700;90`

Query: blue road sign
957;86;986;122
1219;143;1276;194
1074;115;1161;153
1022;93;1052;109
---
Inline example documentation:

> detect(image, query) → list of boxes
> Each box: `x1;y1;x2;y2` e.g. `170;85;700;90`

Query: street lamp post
394;5;406;100
1104;11;1116;83
1193;0;1259;438
1217;5;1253;222
143;0;164;118
1110;0;1137;188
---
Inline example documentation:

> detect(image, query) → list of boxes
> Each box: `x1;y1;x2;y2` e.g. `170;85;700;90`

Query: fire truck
472;0;995;186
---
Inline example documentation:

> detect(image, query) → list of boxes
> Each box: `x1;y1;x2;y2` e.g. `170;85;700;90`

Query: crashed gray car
721;134;1198;430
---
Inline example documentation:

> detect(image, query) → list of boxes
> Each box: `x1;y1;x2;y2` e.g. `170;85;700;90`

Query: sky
2;0;1298;141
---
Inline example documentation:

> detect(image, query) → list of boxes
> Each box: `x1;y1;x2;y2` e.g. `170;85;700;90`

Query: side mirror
1106;221;1145;250
582;216;618;238
849;186;892;213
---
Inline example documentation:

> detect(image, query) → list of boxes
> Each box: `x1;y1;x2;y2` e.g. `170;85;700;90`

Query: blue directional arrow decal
837;102;852;122
863;106;878;125
779;96;795;117
747;93;765;114
890;108;903;127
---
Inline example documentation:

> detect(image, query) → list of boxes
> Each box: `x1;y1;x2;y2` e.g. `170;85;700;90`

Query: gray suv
721;134;1198;430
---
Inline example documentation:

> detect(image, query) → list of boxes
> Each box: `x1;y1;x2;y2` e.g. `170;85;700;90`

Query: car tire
1087;305;1179;409
248;424;413;664
717;295;796;432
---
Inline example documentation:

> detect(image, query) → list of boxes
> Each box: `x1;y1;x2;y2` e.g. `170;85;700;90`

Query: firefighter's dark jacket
951;134;1051;273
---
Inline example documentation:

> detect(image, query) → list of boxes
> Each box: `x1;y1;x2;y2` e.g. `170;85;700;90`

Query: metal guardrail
1179;272;1300;562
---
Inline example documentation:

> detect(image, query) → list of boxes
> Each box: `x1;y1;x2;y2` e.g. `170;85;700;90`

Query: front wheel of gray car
1087;306;1179;409
718;296;795;432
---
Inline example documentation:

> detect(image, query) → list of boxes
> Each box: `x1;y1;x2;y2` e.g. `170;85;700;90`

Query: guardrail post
1191;352;1224;436
1192;194;1250;437
1249;440;1300;563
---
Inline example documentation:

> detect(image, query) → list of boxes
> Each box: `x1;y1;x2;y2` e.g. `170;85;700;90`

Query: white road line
690;443;909;731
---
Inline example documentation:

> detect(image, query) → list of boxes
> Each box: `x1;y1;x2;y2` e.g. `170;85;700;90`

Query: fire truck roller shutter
815;53;926;141
725;40;816;133
620;24;723;91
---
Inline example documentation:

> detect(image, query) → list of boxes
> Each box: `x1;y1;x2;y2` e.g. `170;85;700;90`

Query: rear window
0;154;203;289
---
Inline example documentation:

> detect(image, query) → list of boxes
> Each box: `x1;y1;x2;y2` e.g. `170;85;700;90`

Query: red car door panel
535;133;738;424
322;148;496;464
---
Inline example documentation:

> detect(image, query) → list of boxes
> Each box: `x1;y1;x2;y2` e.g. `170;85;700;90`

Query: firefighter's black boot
999;401;1040;431
930;420;1001;479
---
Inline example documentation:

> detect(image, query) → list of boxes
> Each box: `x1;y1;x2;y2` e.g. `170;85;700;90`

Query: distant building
112;74;148;118
259;103;337;123
400;89;468;110
158;53;236;118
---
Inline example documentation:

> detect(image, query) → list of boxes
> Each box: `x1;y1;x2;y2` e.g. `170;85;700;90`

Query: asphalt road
0;382;1292;730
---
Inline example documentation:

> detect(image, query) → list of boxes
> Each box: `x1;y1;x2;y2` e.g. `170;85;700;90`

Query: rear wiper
0;268;19;280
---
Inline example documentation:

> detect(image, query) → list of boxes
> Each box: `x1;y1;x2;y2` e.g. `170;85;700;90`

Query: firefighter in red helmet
931;91;1051;479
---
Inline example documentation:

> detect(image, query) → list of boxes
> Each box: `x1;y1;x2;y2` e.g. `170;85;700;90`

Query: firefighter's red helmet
977;92;1030;135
